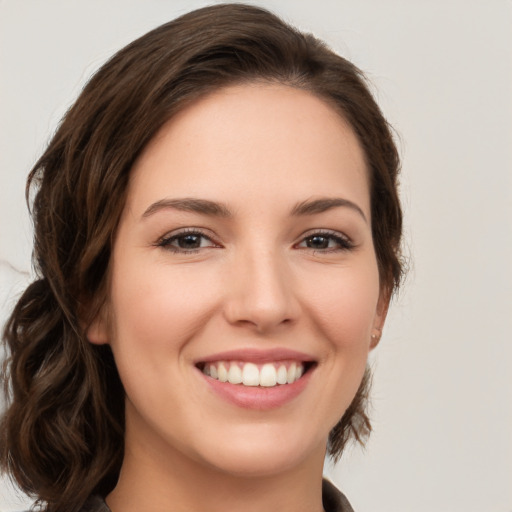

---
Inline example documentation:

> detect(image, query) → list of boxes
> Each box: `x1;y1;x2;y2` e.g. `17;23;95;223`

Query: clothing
322;478;355;512
76;479;354;512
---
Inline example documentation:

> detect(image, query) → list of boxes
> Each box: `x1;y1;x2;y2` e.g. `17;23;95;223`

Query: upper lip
195;348;316;364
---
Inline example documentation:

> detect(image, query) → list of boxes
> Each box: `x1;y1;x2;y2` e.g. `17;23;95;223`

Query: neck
106;423;326;512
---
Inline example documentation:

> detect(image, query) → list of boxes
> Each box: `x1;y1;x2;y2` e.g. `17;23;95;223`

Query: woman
0;4;403;512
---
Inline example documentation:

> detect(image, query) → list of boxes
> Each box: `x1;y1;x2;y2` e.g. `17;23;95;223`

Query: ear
370;289;391;349
85;307;110;345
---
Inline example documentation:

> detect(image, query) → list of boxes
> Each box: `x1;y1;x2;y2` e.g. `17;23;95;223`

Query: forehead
126;83;370;217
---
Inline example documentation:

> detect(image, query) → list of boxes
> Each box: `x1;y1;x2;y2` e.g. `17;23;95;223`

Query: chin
193;426;325;478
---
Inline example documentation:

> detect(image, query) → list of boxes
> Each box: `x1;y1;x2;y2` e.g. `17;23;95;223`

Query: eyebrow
142;196;367;222
291;197;367;223
142;198;232;218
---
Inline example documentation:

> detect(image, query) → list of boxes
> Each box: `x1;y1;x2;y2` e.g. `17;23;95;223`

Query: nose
223;245;300;334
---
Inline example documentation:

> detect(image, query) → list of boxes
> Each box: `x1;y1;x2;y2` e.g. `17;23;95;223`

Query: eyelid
295;229;354;251
154;227;221;252
153;227;354;254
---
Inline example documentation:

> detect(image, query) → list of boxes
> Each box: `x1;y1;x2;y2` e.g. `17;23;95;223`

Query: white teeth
204;360;306;387
242;363;260;386
218;362;228;382
287;362;296;384
260;364;277;387
276;365;287;385
228;364;242;384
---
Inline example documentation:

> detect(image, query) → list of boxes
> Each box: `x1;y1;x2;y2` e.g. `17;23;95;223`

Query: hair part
1;4;403;511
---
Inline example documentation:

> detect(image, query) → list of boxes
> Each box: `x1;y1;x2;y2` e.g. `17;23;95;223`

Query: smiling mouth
197;360;315;388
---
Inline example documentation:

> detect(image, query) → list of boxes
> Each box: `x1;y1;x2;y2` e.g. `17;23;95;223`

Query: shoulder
322;478;355;512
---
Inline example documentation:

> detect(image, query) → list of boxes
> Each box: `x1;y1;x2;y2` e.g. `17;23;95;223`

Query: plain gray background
1;1;511;511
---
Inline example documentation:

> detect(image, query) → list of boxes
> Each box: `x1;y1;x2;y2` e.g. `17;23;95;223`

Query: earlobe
370;327;382;349
370;289;391;349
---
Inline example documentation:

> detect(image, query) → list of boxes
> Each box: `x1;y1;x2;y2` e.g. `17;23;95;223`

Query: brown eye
174;234;203;249
305;235;331;249
297;231;353;251
156;229;218;253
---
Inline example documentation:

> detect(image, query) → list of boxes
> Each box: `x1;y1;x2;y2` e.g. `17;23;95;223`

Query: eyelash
155;228;218;254
296;230;354;253
155;229;354;254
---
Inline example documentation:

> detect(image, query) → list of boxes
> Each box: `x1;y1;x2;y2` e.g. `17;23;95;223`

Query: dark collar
322;478;355;512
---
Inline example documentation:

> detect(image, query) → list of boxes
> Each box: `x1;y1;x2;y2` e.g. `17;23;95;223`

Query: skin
88;83;387;512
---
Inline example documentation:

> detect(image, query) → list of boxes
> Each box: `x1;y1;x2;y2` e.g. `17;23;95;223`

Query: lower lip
199;368;313;410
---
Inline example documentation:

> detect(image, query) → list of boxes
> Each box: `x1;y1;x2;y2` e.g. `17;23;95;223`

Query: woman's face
89;83;386;477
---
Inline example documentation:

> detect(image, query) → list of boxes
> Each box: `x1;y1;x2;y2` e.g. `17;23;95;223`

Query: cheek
296;262;380;436
301;262;381;350
108;257;219;362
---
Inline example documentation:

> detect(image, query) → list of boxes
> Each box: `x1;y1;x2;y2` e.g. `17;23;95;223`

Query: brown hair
1;4;403;511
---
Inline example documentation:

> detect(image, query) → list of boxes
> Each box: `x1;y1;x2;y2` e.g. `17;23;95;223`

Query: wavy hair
1;4;403;511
